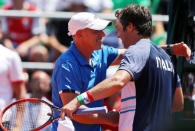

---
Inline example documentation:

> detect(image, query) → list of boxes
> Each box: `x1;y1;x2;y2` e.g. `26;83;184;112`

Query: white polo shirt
0;45;24;111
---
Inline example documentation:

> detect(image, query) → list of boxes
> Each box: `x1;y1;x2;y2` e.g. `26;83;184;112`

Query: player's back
133;43;176;131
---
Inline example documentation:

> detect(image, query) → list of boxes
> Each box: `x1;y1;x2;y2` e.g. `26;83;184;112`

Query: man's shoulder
59;50;75;61
54;51;77;70
94;45;118;56
150;43;171;60
125;40;151;60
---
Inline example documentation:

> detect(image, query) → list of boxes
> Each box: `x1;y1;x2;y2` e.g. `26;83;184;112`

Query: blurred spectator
183;73;195;118
1;0;46;60
151;21;167;46
28;45;49;62
28;70;51;100
24;0;66;62
10;70;52;131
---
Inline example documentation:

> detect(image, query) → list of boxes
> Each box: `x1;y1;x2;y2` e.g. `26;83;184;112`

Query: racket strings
2;101;52;131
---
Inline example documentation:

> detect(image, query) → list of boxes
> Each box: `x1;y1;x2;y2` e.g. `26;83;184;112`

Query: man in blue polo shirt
51;12;125;131
60;5;185;131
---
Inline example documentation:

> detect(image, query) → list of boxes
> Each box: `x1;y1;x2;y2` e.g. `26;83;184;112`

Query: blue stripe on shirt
121;96;136;102
120;109;136;114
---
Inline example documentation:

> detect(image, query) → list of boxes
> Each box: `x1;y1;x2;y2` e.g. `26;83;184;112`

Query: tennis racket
0;98;107;131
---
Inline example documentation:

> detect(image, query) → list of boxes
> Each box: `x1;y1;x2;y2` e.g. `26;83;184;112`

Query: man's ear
75;30;82;38
126;23;135;32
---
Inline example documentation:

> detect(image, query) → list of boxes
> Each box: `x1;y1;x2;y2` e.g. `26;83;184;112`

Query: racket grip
76;106;108;115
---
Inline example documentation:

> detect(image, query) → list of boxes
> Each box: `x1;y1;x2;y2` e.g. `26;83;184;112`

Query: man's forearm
159;42;191;60
13;83;26;100
72;111;119;126
159;44;175;55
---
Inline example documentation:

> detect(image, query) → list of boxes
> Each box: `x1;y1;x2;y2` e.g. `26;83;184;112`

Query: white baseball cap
68;12;112;36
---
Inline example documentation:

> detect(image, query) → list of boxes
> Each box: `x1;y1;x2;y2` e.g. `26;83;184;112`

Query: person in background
28;45;49;62
0;17;26;113
0;19;26;114
0;43;26;112
1;0;46;60
14;70;51;131
28;70;51;100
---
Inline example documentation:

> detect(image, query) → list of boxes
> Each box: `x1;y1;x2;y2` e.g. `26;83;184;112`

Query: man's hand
60;98;80;120
172;42;191;60
104;110;119;127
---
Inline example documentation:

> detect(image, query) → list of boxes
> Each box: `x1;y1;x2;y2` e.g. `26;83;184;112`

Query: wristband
86;91;94;102
78;91;95;105
81;92;90;104
166;45;172;55
77;95;85;105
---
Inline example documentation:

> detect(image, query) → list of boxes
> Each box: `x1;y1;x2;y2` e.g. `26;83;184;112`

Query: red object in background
3;3;36;45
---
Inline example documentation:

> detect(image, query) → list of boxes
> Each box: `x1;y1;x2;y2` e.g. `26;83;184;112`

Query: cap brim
88;19;112;31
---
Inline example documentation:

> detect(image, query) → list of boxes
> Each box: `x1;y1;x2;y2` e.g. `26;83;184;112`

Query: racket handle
76;106;108;115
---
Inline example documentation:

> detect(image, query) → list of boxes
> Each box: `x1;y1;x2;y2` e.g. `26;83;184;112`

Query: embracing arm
73;110;119;126
111;49;126;65
90;70;131;101
60;70;131;119
60;92;118;126
159;42;191;60
111;42;191;66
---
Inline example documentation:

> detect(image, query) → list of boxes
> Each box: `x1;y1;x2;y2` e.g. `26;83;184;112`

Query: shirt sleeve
9;52;24;83
55;61;82;94
102;45;119;67
118;45;149;80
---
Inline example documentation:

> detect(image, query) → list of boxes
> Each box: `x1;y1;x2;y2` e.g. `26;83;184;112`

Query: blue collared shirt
51;42;118;131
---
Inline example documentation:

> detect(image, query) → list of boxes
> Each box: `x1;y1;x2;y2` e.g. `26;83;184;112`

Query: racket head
0;98;54;131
